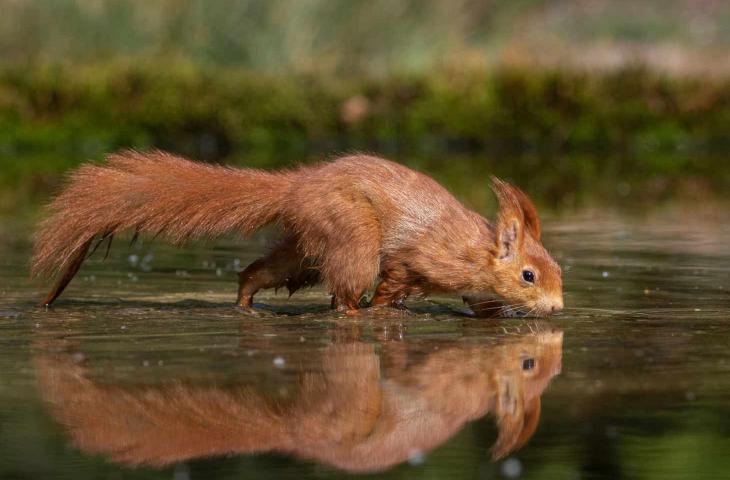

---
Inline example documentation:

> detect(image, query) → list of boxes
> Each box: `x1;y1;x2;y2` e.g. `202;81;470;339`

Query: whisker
468;299;530;309
466;298;503;308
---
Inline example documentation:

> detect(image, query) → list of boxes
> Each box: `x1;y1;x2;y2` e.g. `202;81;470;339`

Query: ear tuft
491;177;541;240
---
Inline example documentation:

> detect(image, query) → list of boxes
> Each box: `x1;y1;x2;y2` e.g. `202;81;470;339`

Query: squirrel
31;150;563;316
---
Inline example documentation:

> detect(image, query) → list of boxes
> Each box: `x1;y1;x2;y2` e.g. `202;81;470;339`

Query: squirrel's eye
522;358;535;371
522;269;535;283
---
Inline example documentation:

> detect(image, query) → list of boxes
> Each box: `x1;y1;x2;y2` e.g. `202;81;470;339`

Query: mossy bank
2;63;729;212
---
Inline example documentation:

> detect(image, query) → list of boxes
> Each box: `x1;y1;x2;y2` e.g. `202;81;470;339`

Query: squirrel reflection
34;323;562;473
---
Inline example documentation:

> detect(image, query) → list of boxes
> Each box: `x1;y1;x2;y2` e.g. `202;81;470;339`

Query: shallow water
1;211;729;479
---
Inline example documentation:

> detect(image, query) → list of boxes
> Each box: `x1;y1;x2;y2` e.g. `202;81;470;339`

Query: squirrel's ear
491;177;541;241
511;185;541;241
492;177;525;261
490;374;525;460
491;394;541;460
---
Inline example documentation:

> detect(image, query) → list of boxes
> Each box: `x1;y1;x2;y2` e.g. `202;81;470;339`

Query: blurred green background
2;0;730;213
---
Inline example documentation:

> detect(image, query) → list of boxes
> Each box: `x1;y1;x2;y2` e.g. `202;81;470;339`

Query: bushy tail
31;150;292;297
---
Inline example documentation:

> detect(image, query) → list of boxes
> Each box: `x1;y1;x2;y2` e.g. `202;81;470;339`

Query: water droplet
173;463;190;480
407;449;425;466
501;457;522;478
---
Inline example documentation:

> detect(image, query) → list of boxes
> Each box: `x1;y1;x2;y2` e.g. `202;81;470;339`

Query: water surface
0;211;729;479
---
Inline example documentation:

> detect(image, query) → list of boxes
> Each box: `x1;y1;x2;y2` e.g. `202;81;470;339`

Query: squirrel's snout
540;296;563;315
550;298;564;314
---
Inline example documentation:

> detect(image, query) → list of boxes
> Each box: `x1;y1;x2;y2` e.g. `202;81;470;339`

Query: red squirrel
32;151;563;316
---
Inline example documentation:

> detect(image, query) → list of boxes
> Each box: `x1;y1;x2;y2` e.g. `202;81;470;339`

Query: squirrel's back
282;155;486;255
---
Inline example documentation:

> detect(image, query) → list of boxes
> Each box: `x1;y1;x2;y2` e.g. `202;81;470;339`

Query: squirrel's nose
550;298;564;314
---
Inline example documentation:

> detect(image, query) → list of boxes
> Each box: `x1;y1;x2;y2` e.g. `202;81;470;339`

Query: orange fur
33;150;563;315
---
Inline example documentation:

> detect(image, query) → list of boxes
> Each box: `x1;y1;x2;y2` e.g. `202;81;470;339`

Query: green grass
4;63;730;153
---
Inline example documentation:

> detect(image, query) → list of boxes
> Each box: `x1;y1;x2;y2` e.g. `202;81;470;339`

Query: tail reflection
34;322;563;473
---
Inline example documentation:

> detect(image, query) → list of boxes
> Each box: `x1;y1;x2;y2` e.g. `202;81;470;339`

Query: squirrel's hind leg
236;237;319;308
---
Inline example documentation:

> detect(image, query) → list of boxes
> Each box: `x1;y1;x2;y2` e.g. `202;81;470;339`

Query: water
0;210;729;479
